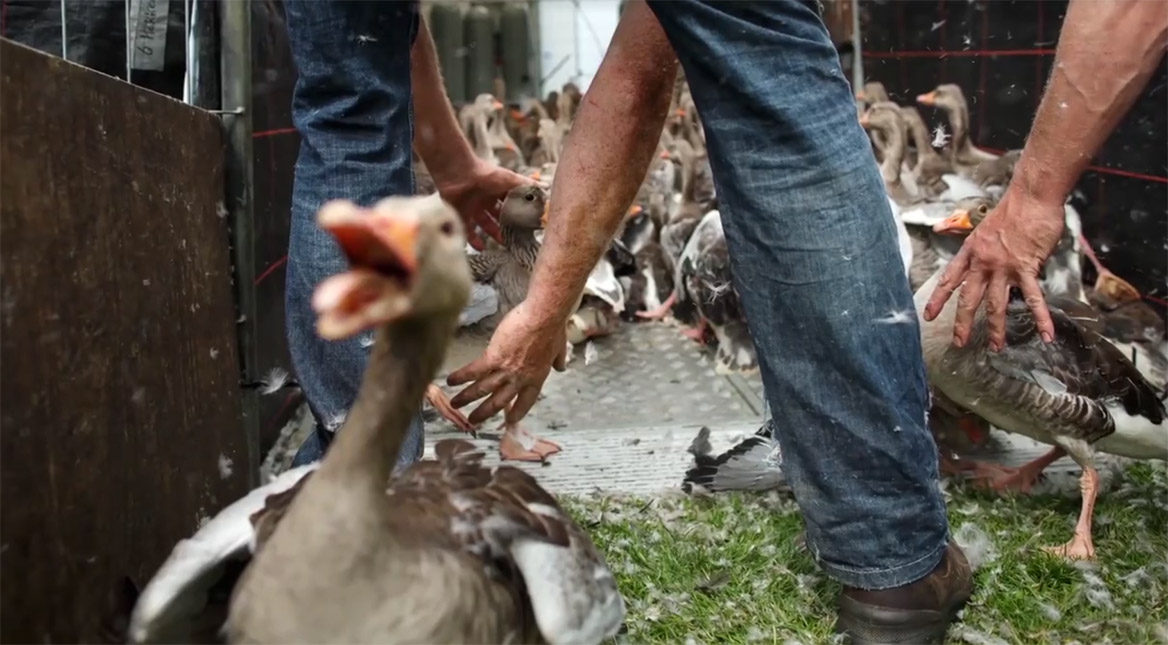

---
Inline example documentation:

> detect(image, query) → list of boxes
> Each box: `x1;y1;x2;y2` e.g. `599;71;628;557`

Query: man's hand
433;158;534;251
446;302;569;425
923;190;1064;351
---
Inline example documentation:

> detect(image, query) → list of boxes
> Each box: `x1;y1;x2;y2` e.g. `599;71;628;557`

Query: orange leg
499;422;562;462
1043;465;1099;560
967;446;1066;495
636;291;677;320
425;384;477;435
681;317;708;343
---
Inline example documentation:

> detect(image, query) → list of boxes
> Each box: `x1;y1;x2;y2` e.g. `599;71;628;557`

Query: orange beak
675;108;686;117
505;142;516;151
933;209;973;235
539;202;550;228
916;91;937;106
530;169;542;181
858;112;870;128
855;90;866;101
627;204;644;219
660;149;671;160
312;200;421;339
510;108;526;122
317;200;420;274
492;99;504;111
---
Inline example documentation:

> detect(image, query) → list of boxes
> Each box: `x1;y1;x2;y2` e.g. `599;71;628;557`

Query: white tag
128;0;170;71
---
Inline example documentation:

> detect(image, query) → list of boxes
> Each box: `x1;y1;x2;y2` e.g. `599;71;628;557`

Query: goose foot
681;318;708;343
425;384;477;436
1043;532;1096;561
1041;465;1098;560
968;446;1066;495
635;291;677;320
500;424;562;462
1095;272;1141;304
1079;234;1141;303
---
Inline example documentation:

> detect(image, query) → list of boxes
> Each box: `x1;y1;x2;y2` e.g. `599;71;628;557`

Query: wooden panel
0;38;249;643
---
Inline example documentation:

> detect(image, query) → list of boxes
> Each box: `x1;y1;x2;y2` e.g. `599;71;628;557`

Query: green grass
562;463;1168;644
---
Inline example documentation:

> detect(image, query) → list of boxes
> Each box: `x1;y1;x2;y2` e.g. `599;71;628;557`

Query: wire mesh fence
858;0;1167;302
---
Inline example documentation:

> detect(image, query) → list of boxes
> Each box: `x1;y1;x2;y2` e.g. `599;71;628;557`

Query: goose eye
524;192;535;202
440;221;455;236
979;205;989;214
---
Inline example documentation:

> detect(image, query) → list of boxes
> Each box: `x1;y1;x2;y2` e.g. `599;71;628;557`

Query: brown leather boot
834;541;972;644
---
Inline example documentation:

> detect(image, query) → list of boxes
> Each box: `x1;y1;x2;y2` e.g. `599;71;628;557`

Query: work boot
834;540;972;644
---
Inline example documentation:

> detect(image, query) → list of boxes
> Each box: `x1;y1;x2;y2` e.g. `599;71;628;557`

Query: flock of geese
688;80;1167;563
118;76;1165;643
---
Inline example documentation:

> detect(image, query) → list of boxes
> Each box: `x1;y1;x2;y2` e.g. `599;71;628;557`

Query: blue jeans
283;0;424;469
647;0;949;590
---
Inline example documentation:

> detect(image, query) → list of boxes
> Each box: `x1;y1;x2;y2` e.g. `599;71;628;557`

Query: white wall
537;0;621;95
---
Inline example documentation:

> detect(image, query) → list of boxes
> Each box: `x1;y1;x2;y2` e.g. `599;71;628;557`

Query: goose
855;81;891;159
674;210;758;374
130;195;625;643
935;196;1085;303
916;216;1166;560
860;102;986;225
454;185;564;462
916;84;999;174
460;93;506;165
854;81;890;105
898;105;956;198
635;150;717;322
681;422;788;495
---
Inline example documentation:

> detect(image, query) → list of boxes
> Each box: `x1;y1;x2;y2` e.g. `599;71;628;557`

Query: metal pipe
190;0;220;109
219;0;261;487
59;0;67;60
851;0;864;91
183;0;191;103
125;0;132;82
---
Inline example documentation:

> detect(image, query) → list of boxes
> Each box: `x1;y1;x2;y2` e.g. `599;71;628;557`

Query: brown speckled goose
916;229;1166;560
129;195;624;644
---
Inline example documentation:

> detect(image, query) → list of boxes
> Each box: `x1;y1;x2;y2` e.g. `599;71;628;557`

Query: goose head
932;196;996;235
472;92;505;117
855;81;890;104
500;184;550;230
312;196;472;339
860;101;905;138
916;83;967;113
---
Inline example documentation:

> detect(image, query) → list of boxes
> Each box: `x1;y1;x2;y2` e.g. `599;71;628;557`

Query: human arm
446;0;678;423
924;0;1168;351
410;17;528;248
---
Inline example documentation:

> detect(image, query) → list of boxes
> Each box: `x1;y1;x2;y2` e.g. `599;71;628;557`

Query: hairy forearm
525;1;677;326
411;18;475;181
1011;0;1168;207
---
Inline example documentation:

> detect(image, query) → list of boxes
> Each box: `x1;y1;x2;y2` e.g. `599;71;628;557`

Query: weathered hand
923;191;1065;351
446;302;569;425
433;158;536;250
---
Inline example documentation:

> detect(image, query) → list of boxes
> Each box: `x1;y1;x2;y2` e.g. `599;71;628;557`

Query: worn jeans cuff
817;534;950;590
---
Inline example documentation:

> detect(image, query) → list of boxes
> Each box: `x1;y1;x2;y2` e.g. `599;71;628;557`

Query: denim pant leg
283;0;424;470
648;0;949;589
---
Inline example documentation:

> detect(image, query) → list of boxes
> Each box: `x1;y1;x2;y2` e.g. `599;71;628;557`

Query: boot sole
834;595;969;644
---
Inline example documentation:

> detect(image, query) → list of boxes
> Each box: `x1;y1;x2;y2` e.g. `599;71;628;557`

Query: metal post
219;0;261;487
851;0;864;91
125;0;132;82
59;0;67;60
189;0;221;109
